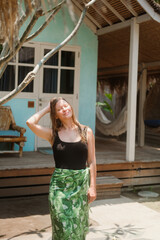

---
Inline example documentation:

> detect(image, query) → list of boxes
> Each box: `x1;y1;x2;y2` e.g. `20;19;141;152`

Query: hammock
96;105;127;136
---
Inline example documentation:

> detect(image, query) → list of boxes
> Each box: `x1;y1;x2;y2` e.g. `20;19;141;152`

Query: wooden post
126;18;139;162
138;64;147;147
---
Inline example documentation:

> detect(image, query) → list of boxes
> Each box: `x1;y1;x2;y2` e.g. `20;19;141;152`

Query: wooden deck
0;137;159;170
0;137;160;198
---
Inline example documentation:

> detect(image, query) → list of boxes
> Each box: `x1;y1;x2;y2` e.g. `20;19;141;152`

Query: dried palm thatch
0;0;35;47
0;0;19;46
98;76;128;96
0;0;63;49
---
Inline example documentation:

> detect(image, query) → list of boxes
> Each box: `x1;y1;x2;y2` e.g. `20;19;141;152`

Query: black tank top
52;129;88;170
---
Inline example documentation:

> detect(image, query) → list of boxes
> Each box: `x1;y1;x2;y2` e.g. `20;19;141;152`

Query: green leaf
96;102;106;107
104;93;112;101
96;92;113;115
104;100;112;109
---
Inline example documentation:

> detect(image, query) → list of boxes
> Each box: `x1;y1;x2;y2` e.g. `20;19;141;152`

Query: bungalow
0;3;98;151
0;0;160;197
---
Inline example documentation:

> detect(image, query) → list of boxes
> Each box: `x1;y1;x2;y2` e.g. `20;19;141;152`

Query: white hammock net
96;105;127;136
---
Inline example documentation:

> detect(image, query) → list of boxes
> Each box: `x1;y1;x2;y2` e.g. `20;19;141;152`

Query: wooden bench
0;106;27;157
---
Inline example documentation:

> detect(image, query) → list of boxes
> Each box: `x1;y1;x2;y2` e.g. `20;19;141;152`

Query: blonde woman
26;97;96;240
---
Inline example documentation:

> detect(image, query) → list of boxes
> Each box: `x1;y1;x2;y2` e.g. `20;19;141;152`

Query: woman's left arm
87;128;97;203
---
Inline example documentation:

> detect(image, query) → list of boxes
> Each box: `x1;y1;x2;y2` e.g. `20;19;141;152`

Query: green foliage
97;92;113;115
155;0;160;3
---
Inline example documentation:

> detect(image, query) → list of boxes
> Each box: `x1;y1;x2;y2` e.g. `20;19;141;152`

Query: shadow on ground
89;223;151;240
0;195;49;219
0;226;51;240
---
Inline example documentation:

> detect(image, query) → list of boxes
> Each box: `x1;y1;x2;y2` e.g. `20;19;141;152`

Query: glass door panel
18;66;34;92
19;47;35;64
44;50;58;66
60;69;74;94
43;68;58;93
61;51;75;67
0;65;15;91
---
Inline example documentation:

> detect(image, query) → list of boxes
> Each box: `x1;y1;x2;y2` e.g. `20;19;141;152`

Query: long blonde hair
50;97;87;142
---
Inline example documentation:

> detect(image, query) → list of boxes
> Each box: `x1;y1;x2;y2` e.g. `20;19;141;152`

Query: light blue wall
3;6;98;151
31;7;98;131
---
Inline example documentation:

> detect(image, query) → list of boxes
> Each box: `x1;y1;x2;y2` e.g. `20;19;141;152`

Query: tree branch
86;0;96;8
41;0;66;16
0;43;10;79
26;1;65;42
0;63;8;79
0;0;96;106
18;6;32;30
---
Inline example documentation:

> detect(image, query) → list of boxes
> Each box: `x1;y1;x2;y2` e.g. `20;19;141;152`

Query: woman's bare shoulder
79;124;93;138
79;124;89;130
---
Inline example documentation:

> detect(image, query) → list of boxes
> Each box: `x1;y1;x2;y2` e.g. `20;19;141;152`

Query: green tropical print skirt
48;167;90;240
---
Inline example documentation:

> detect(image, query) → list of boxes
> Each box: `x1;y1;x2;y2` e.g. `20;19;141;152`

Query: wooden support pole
138;65;147;147
126;18;139;162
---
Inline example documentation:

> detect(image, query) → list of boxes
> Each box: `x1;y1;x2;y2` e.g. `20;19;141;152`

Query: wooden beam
126;18;139;162
90;3;112;25
97;14;150;35
97;19;130;35
98;65;129;73
71;0;102;29
101;0;125;22
138;64;147;147
98;58;160;73
145;61;160;68
120;0;138;17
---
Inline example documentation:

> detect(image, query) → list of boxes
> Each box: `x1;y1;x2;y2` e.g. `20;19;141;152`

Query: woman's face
55;99;73;121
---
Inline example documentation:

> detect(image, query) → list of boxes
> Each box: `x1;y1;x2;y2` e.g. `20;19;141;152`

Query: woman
26;97;97;240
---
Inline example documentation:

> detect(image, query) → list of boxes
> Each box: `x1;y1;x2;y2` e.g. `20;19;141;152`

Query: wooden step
0;168;123;199
96;175;123;200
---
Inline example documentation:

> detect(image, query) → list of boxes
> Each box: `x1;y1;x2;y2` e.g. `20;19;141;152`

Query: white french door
37;44;80;148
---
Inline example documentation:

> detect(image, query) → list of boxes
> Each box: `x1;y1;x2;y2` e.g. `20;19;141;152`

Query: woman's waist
54;167;89;174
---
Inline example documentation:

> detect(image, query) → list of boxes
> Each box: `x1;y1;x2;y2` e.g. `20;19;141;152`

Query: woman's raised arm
26;103;53;145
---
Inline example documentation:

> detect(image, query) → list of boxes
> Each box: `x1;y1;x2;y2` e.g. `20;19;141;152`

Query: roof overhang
72;0;160;35
137;0;160;23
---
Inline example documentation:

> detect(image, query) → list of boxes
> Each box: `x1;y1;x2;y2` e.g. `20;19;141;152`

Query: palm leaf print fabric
48;167;90;240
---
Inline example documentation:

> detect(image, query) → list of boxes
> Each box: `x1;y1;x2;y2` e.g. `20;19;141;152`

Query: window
0;65;15;91
0;46;35;93
42;49;76;95
0;43;79;97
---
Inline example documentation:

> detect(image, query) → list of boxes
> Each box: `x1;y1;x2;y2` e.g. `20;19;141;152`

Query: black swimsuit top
52;128;88;170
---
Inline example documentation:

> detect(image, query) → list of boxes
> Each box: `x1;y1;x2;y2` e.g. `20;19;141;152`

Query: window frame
0;42;81;101
0;42;40;99
39;43;80;97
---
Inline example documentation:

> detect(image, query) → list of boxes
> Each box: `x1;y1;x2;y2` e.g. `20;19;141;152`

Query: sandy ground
0;187;160;240
0;195;51;239
122;187;160;213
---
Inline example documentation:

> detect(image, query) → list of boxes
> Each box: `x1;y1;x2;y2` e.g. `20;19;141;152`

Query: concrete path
1;196;160;240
